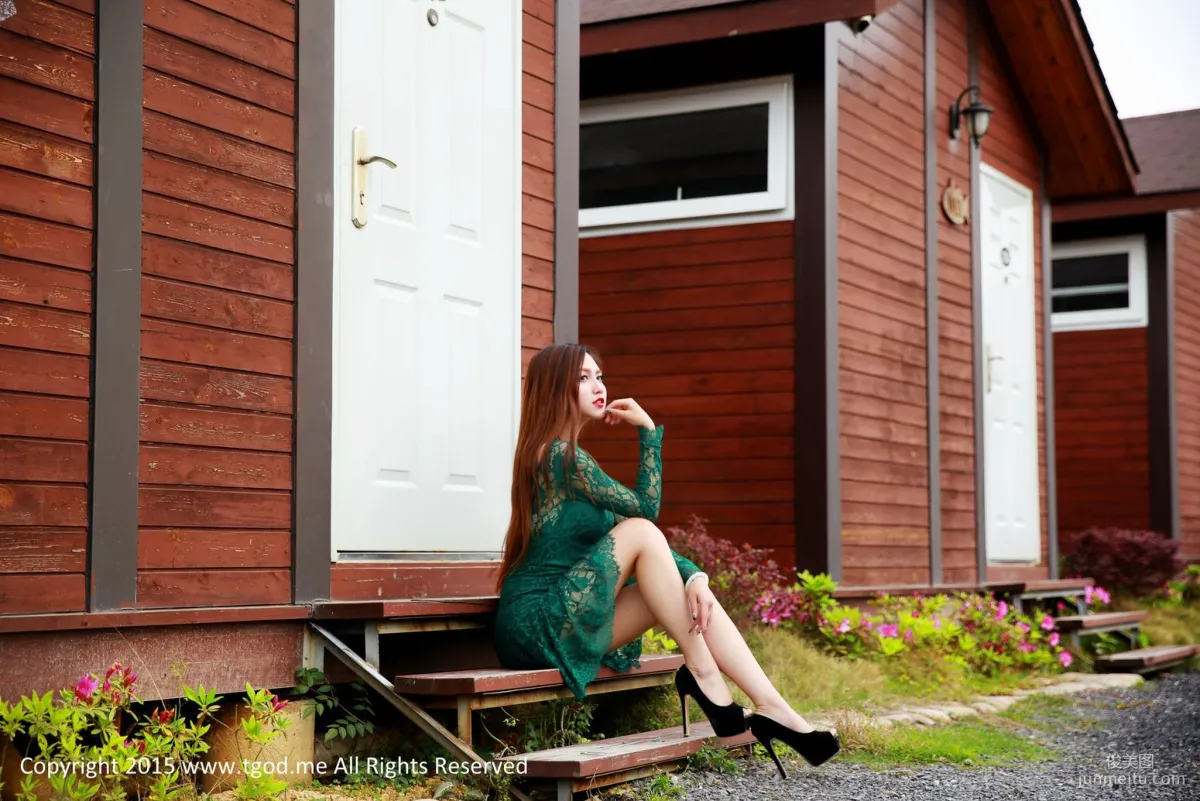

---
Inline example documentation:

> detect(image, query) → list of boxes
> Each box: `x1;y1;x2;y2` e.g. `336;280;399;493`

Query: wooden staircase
305;598;752;800
990;578;1197;675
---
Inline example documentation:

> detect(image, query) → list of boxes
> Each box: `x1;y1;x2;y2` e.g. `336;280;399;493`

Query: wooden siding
976;0;1049;580
935;0;977;583
0;2;95;615
577;223;798;568
836;0;931;587
136;0;296;608
1053;328;1151;534
522;0;556;372
1175;210;1200;561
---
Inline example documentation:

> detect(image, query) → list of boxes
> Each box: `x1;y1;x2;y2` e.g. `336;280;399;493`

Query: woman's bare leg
607;526;816;732
608;519;733;706
609;584;657;651
697;598;816;732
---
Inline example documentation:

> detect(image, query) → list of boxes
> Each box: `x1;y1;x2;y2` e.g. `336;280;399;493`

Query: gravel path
669;672;1200;801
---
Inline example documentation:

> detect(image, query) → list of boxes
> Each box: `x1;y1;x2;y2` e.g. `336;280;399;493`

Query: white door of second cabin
332;0;522;556
980;163;1041;563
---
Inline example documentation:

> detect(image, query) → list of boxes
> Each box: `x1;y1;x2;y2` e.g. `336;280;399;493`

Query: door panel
333;0;520;555
981;164;1041;563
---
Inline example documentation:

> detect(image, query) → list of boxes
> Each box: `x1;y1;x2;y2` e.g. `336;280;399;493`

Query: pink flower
1016;621;1031;633
863;619;875;630
835;619;851;634
1049;632;1060;647
1019;642;1035;653
904;629;915;641
932;615;942;630
878;623;899;638
1058;650;1073;668
74;673;99;703
1041;615;1055;631
1084;586;1094;604
1094;587;1111;604
995;601;1008;620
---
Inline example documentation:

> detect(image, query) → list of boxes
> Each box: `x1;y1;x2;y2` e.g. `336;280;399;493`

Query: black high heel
747;713;840;778
674;665;747;737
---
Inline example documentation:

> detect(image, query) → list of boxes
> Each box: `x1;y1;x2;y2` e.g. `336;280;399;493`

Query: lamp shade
964;101;994;142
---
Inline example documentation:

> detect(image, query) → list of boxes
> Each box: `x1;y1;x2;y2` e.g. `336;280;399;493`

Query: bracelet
685;572;709;590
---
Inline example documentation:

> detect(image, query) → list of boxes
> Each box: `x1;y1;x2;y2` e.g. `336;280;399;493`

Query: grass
729;625;1048;716
731;625;891;713
836;720;1057;769
996;692;1077;731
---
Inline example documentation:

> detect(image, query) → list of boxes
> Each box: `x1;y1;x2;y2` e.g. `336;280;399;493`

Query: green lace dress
494;425;701;700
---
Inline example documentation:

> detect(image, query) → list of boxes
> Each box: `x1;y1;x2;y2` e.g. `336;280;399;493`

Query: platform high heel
674;664;748;737
747;713;840;778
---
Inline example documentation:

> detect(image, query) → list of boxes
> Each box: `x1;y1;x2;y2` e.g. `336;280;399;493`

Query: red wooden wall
0;0;96;614
1052;328;1150;535
1175;210;1200;562
521;0;556;376
836;0;931;587
578;223;798;567
134;0;297;608
934;0;977;583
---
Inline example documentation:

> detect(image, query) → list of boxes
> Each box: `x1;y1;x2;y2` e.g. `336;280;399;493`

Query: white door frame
328;0;524;561
979;161;1041;564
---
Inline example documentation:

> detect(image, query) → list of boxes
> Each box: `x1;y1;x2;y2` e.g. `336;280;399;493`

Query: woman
493;344;838;777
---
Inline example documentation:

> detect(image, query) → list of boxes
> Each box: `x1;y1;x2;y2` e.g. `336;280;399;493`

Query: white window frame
1050;234;1148;332
578;75;793;235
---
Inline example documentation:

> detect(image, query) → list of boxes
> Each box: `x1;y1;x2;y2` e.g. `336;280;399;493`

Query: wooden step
833;582;983;602
1095;645;1197;674
502;721;756;784
1053;611;1146;631
396;654;683;696
988;578;1094;597
311;596;498;620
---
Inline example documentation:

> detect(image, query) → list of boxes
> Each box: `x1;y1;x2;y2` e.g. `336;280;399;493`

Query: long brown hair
497;343;601;588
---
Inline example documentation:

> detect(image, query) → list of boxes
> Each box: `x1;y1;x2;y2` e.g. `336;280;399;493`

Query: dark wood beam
792;24;841;580
294;0;335;603
555;0;581;344
969;0;987;583
1053;190;1200;223
581;0;896;56
89;0;144;611
925;0;942;584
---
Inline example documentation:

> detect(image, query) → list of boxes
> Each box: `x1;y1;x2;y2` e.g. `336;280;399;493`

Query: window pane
580;103;769;210
1051;253;1129;291
1052;289;1130;314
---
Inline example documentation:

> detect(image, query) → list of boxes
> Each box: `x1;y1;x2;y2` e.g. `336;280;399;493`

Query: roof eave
580;0;902;57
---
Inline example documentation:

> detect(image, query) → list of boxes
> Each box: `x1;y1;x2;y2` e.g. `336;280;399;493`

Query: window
579;76;793;233
1050;235;1148;331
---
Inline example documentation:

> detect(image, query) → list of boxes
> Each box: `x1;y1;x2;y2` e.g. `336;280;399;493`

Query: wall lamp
949;85;993;146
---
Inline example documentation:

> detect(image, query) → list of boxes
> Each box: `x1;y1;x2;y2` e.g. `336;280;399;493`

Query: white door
332;0;521;555
980;163;1041;563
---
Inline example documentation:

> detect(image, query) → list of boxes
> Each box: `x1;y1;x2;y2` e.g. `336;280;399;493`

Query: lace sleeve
568;425;663;520
671;549;701;581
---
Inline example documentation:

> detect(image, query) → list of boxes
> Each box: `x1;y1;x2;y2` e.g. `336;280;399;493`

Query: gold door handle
351;127;395;228
358;154;397;169
986;346;1004;393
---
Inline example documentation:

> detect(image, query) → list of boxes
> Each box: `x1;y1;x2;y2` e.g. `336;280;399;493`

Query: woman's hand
687;578;717;635
604;398;655;431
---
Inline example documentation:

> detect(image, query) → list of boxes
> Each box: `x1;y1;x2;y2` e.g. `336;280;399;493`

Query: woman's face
577;352;607;422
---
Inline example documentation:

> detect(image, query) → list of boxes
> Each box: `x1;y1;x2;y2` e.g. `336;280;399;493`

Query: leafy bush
665;514;790;627
1060;527;1183;597
751;573;1081;681
0;665;292;801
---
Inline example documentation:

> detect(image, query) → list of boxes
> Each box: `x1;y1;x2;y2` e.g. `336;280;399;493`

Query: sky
1078;0;1200;119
